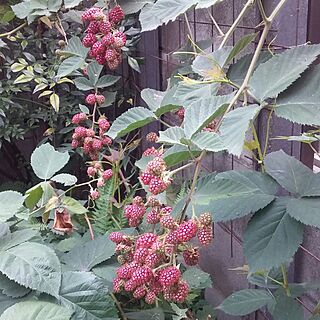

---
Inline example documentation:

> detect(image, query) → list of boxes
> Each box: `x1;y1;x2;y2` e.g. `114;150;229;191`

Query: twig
257;0;268;22
184;13;196;53
207;9;224;36
0;22;27;38
84;213;95;240
111;293;128;320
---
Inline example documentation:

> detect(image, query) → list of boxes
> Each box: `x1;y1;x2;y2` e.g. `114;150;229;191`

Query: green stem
110;293;127;320
262;108;274;158
281;264;291;296
0;22;27;38
250;121;264;169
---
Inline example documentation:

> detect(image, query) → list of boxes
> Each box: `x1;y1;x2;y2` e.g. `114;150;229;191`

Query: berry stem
84;213;95;240
110;293;128;320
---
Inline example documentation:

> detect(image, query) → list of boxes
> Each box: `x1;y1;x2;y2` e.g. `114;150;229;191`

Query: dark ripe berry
131;266;153;285
199;212;212;226
136;233;158;249
101;33;115;46
159;266;181;288
85;93;96;105
86;128;95;137
99;21;111;34
176;220;198;243
133;286;147;299
82;33;97;48
98;118;110;131
145;291;157;304
96;53;106;65
105;48;118;61
109;5;125;24
149;177;167;195
198;225;213;245
102;169;113;180
146;209;160;224
90;189;100;200
176;107;185;120
101;136;112;146
183;248;199;266
95;94;105;105
87;166;97;177
146;132;158;143
160;215;177;230
110;231;124;244
86;21;100;34
71;139;79;148
140;171;154;185
91;41;106;56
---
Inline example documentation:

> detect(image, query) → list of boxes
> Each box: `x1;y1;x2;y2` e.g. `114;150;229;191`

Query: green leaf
264;150;320;196
74;77;94;91
11;2;32;19
59;271;117;320
0;229;38;251
0;224;10;239
128;56;140;72
0;242;61;297
51;174;77;186
193;172;276;222
225;33;257;65
249;44;320;100
196;0;224;8
163;145;200;167
141;88;166;111
171;303;188;320
50;93;60;112
287;198;320;228
243;198;304;272
0;273;30;298
217;289;273;316
182;268;212;290
271;291;303;320
64;0;82;9
220;104;262;156
0;191;24;222
108;107;157;139
57;56;85;78
48;0;62;12
191;131;225;152
125;308;164;320
62;235;115;271
184;94;233;138
158;127;185;145
31;143;70;180
61;196;87;215
275;65;320;125
61;37;89;59
87;62;103;86
117;0;152;14
96;75;121;89
0;301;73;320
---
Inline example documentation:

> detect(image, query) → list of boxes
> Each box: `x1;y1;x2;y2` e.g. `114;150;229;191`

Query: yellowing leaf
50;93;60;112
57;77;74;84
40;16;52;28
13;74;33;84
10;63;26;72
39;90;53;98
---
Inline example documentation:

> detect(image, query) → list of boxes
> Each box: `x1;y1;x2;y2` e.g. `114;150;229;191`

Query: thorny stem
257;0;268;22
0;22;27;38
167;161;195;177
111;293;128;320
84;213;95;240
218;0;255;49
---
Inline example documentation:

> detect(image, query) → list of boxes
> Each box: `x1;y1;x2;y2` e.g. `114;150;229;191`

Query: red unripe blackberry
170;280;189;303
87;166;97;177
105;48;118;62
136;233;158;249
146;132;158;143
159;266;181;288
82;33;97;47
86;128;95;137
93;10;105;21
89;152;99;161
96;53;107;65
110;231;125;244
125;204;146;221
161;206;172;214
72;113;87;124
131;266;153;285
199;212;212;226
140;171;154;185
91;41;105;56
145;291;157;304
143;147;163;157
133;286;147;299
102;169;113;180
124;279;137;292
92;138;103;150
160;215;177;230
146;157;166;176
128;217;141;227
176;220;198;243
81;7;101;21
114;31;126;44
198;226;213;245
149;177;167;195
101;33;115;46
97;177;105;187
101;136;112;146
75;126;87;137
133;247;149;263
85;93;96;105
95;94;105;105
183;248;199;266
113;278;124;293
176;107;185;120
71;139;79;148
114;36;125;49
145;252;162;268
90;189;100;200
99;21;111;34
146;209;160;224
107;58;120;70
165;230;178;244
98;118;110;131
86;21;100;34
108;5;125;24
94;162;102;169
132;196;144;206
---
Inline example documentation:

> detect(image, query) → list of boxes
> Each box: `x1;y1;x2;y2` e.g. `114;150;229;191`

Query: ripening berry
102;169;113;180
165;230;178;244
131;266;153;285
93;10;105;21
71;139;79;148
176;220;198;243
101;33;115;46
113;278;124;293
145;252;162;268
133;247;149;263
108;5;125;24
92;138;103;150
140;172;154;185
199;212;212;226
87;166;97;177
159;266;181;288
124;279;137;292
72;113;87;124
86;21;100;34
97;177;105;187
96;53;107;65
107;58;121;70
160;215;177;230
197;226;213;245
132;196;144;206
82;33;97;48
170;280;189;303
91;41;105;56
146;196;160;207
99;21;111;34
95;94;105;105
143;147;163;157
133;286;147;299
105;48;118;61
98;118;110;131
146;209;160;224
110;231;125;244
90;189;100;200
101;136;112;146
161;206;172;214
146;132;158;143
75;126;87;137
85;93;96;105
149;177;167;195
183;248;199;266
81;7;101;21
136;233;158;249
145;291;157;304
176;107;185;120
146;157;167;176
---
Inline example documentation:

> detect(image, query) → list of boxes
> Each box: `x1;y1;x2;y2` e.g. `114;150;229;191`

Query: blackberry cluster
81;6;126;70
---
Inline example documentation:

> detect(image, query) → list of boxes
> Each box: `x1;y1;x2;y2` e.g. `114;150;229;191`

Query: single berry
82;33;97;48
133;247;149;263
71;139;79;148
124;279;137;292
146;132;158;142
159;266;181;288
86;21;100;34
140;171;154;185
176;107;185;120
160;215;177;230
132;196;144;206
109;5;125;24
81;7;101;21
107;58;121;70
143;147;163;157
87;166;97;177
146;209;160;224
183;248;199;266
145;252;162;268
110;231;125;244
146;196;160;207
101;33;115;46
133;286;147;299
146;157;167;176
176;220;198;243
198;226;213;245
85;93;96;105
170;280;189;303
149;177;167;195
131;266;153;285
145;291;157;304
102;169;113;180
90;189;100;200
97;177;105;187
98;118;110;131
165;230;178;244
75;126;87;137
199;212;212;226
91;41;105;56
92;138;103;151
86;128;95;137
101;136;112;146
105;48;118;61
113;278;124;293
96;53;107;65
95;94;105;105
99;21;111;34
136;233;158;249
93;10;105;21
